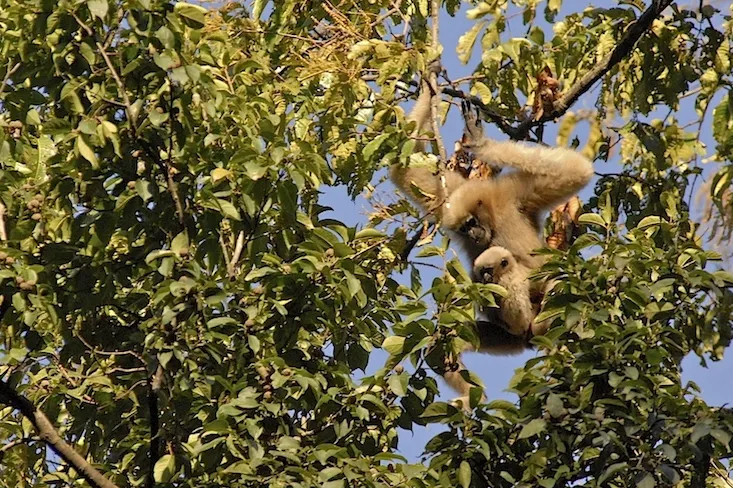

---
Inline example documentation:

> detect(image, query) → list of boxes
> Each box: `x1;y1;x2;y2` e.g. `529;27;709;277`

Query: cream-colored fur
391;79;589;407
391;88;593;269
473;246;550;337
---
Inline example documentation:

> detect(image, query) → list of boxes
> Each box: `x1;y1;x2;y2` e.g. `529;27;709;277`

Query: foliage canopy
0;0;732;487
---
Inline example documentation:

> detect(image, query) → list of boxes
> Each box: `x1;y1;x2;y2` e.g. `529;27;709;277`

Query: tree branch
512;0;675;139
0;202;7;241
146;364;164;488
440;86;519;137
0;380;119;488
0;61;20;99
227;231;245;277
428;0;446;162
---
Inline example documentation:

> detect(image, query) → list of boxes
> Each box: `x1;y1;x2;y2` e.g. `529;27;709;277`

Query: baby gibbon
392;85;594;269
472;246;550;338
443;246;553;406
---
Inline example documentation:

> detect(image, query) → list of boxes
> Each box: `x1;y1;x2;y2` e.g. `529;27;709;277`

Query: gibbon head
473;246;516;283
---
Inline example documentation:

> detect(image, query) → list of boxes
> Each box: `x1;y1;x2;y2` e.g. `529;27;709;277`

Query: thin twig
441;86;518;136
219;233;232;267
146;364;163;488
0;203;7;241
96;45;136;127
0;436;38;453
74;11;185;224
76;332;146;365
228;231;245;277
0;380;120;488
0;62;20;99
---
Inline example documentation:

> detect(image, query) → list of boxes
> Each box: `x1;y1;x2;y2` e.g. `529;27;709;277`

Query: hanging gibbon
392;82;593;270
391;72;592;403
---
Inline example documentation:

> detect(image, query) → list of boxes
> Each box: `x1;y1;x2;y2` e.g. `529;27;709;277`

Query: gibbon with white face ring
472;246;549;337
443;247;553;406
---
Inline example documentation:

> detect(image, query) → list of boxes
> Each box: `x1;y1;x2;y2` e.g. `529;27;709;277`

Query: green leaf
382;336;405;355
650;278;675;300
43;118;71;135
421;402;452;419
37;136;57;164
457;21;486;64
211;167;231;182
87;0;108;19
599;462;628;484
171;231;189;254
154;53;175;70
637;216;662;229
214;199;241;221
76;135;99;168
135;180;154;202
363;134;390;160
174;2;207;28
472;81;492;104
387;372;408;397
518;418;546;439
577;213;606;228
657;465;679;485
711;429;732;445
153;454;176;483
546;393;564;418
458;461;471;488
354;228;385;240
635;473;655;488
533;306;563;325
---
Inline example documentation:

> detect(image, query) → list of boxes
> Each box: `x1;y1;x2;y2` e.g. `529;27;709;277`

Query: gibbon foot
461;101;487;149
450;392;487;412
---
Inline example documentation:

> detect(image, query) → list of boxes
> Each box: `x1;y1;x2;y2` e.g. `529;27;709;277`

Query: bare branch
228;231;245;277
0;203;7;241
0;380;119;488
428;0;447;162
0;61;20;99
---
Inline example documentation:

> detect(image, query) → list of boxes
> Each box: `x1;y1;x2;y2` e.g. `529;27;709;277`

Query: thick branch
513;0;675;139
0;380;119;488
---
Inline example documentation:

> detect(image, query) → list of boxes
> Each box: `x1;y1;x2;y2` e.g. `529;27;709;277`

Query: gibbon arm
390;79;467;216
462;106;593;214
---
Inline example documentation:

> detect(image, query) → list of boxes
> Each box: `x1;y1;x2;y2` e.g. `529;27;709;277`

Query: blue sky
320;2;733;461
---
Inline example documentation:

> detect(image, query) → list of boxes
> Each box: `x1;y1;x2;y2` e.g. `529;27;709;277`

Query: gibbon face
472;246;516;283
447;192;496;248
458;215;492;247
